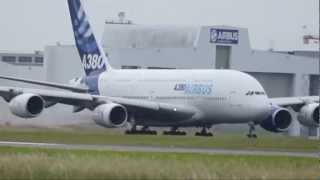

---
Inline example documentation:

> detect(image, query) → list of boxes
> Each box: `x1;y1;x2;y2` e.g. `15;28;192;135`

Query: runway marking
0;141;318;158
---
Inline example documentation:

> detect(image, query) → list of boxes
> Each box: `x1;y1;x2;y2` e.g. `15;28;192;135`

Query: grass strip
0;127;318;152
0;146;318;180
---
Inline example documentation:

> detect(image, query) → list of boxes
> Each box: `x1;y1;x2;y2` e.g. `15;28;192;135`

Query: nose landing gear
247;122;257;138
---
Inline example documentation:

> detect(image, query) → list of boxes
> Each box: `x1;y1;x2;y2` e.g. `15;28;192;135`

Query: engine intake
297;103;319;127
9;93;45;118
93;103;128;128
260;107;292;132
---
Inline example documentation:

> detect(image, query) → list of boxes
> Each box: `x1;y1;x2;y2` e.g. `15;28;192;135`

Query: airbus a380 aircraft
0;0;319;137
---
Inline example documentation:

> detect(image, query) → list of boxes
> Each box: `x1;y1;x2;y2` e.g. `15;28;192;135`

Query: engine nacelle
297;103;319;127
260;107;293;133
9;93;45;118
93;103;128;128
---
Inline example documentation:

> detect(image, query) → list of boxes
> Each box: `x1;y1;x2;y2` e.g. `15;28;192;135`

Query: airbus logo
210;30;219;42
210;29;239;44
174;83;213;95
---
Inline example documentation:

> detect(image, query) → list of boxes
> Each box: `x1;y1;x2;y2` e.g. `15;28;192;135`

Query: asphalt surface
0;141;318;158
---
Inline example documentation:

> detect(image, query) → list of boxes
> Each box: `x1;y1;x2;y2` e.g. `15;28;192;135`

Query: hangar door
215;46;231;69
247;72;294;98
310;75;319;96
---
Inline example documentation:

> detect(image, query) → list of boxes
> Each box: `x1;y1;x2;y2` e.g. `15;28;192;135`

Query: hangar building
0;21;319;137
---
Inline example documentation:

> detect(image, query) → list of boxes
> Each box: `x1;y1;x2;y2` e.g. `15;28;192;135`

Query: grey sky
0;0;318;53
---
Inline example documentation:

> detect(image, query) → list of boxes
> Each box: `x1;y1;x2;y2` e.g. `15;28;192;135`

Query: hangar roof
102;24;199;49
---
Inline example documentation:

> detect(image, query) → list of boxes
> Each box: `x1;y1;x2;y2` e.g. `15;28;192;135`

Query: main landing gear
247;122;257;138
195;127;213;137
125;125;157;135
163;127;187;136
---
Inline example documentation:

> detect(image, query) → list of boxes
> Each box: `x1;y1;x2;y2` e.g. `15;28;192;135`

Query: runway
0;141;318;158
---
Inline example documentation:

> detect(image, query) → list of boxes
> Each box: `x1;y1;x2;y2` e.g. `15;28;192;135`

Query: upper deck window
35;57;44;63
2;56;16;63
18;56;32;63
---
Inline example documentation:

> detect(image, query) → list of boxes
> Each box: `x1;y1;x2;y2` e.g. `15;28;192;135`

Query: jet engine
9;93;45;118
93;103;128;128
297;103;319;127
260;106;293;132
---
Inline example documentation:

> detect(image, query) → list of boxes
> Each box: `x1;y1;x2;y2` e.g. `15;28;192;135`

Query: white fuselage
98;69;271;126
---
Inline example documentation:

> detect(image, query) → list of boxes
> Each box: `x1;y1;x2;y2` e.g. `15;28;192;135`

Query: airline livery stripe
78;14;87;26
78;20;90;35
77;6;85;20
83;29;93;38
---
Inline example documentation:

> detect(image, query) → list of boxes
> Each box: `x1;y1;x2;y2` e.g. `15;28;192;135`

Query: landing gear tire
125;126;157;135
163;127;186;136
146;130;157;135
195;132;213;137
125;130;157;135
246;134;257;138
163;131;187;136
195;127;213;137
252;134;257;138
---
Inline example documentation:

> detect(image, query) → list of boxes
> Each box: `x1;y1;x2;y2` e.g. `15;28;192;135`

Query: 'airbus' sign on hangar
210;28;239;44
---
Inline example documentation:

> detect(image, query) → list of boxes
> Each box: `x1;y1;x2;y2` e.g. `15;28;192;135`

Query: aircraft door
229;91;243;108
228;90;247;121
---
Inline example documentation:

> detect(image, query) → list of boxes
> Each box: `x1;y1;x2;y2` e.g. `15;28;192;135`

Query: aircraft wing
0;86;197;119
101;96;197;118
0;75;88;93
0;86;94;108
269;96;319;107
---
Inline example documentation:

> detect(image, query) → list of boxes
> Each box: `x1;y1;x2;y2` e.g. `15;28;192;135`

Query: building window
2;56;16;63
18;56;32;63
147;67;176;69
35;57;44;63
121;65;141;69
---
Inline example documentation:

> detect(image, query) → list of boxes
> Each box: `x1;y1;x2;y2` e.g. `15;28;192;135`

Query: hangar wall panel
0;61;45;88
45;46;84;83
310;75;320;96
247;72;294;97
